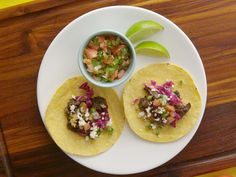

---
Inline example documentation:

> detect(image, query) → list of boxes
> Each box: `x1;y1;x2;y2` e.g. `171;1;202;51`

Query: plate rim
37;5;207;175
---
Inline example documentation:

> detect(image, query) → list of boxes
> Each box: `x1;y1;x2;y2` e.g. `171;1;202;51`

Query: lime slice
135;41;170;58
126;20;164;43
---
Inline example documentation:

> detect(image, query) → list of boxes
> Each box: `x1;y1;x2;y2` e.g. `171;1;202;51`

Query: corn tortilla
123;63;201;142
45;76;125;156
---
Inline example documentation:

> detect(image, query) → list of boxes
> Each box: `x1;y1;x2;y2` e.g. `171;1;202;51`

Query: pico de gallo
83;34;131;82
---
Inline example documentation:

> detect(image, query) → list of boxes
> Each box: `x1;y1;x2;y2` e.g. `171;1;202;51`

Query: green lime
135;41;170;58
126;20;164;43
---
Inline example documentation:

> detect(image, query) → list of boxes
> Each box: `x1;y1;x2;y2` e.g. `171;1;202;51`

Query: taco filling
134;80;191;135
65;82;113;139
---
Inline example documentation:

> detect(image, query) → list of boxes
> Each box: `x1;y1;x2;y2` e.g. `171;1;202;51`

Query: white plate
37;6;207;175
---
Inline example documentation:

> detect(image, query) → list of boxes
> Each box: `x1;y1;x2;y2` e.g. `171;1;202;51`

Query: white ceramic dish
37;6;207;175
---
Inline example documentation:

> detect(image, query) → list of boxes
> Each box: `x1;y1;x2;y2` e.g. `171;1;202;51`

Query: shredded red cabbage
79;82;110;128
163;81;174;90
74;82;94;108
79;82;94;97
145;80;182;105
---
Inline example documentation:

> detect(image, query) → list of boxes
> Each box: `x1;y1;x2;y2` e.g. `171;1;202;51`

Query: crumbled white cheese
157;107;165;114
84;109;90;118
155;118;160;122
107;119;112;126
92;112;100;119
77;112;86;126
150;123;157;130
69;105;76;113
145;107;152;117
138;111;145;118
77;112;82;119
162;118;167;124
94;65;102;71
89;125;99;139
78;118;86;126
101;104;106;108
151;88;157;91
90;131;98;139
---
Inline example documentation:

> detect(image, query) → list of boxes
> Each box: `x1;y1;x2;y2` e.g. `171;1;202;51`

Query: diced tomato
165;104;175;112
103;56;113;65
83;58;92;65
88;41;99;50
86;64;94;72
97;36;107;49
153;99;161;107
111;70;118;81
100;43;108;52
167;116;175;124
97;36;105;43
108;35;115;40
169;111;175;117
112;45;125;55
84;48;97;59
103;47;108;53
117;69;125;79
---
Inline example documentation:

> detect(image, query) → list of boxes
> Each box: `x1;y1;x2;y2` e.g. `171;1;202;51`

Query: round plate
37;6;207;175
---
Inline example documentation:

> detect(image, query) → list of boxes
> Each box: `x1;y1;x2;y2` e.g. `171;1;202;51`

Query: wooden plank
168;150;236;177
0;0;78;21
0;0;236;176
0;124;14;177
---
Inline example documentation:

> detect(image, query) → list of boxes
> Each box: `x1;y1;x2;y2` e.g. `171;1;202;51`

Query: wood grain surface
0;0;236;177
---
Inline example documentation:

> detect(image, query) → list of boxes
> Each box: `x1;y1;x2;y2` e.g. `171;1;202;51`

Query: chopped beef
138;97;149;110
175;103;191;117
92;96;107;111
174;90;180;98
144;87;159;98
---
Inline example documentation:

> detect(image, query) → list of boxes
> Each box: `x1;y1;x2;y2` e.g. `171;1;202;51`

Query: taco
45;76;125;156
123;63;201;142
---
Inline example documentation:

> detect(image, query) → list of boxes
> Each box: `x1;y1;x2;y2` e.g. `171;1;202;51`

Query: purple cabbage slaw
145;80;182;106
69;82;111;136
142;80;184;128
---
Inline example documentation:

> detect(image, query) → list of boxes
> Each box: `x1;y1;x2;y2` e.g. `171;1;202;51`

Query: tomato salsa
83;34;131;82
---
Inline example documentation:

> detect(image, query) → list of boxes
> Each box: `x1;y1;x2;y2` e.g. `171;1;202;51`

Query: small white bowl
78;30;136;88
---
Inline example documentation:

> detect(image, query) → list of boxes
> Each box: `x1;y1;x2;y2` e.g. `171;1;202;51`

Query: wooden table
0;0;236;177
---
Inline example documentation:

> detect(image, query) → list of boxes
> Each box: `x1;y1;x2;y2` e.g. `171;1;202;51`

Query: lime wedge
135;41;170;58
126;20;164;43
